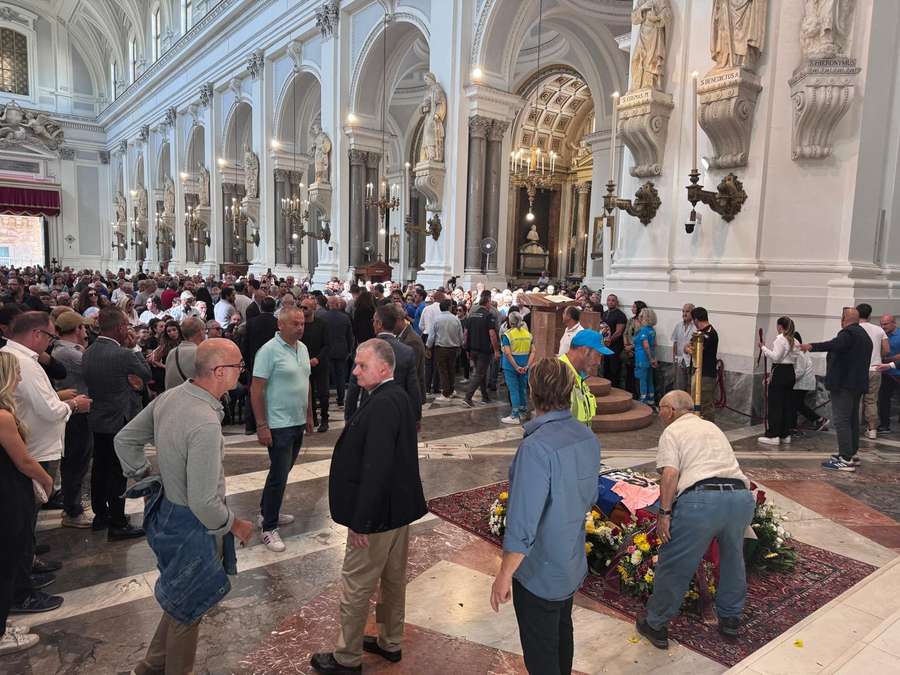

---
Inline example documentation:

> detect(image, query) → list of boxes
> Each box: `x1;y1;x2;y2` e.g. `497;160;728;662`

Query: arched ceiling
517;72;592;157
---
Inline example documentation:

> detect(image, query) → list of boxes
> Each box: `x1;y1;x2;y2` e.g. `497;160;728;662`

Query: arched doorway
221;101;252;264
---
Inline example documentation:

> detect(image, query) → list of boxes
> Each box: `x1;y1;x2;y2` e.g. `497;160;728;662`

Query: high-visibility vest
559;354;597;425
505;326;532;356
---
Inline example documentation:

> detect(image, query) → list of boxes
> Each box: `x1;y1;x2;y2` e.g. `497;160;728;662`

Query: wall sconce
64;234;76;247
685;170;747;232
603;180;661;226
404;212;442;241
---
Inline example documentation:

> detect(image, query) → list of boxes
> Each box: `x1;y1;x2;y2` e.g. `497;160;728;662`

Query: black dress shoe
29;572;56;590
718;615;741;638
91;516;109;531
32;558;62;574
363;636;401;662
34;544;50;556
107;524;145;541
310;652;361;673
317;422;329;433
636;615;668;650
40;492;65;511
10;591;64;614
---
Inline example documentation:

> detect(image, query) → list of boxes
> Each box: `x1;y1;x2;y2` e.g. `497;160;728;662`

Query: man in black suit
82;307;151;539
800;307;873;472
321;296;354;407
242;297;279;433
311;339;426;674
343;304;421;423
301;297;331;432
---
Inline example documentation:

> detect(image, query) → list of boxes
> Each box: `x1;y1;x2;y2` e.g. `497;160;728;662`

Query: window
182;0;193;32
0;27;28;96
129;38;137;82
109;60;116;99
152;9;161;61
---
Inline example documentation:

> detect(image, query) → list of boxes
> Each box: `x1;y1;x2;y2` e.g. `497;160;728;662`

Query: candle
692;71;699;171
609;91;619;183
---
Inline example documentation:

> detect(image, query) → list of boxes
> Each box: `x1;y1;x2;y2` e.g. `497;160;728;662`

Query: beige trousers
864;370;882;430
334;525;410;668
133;611;202;675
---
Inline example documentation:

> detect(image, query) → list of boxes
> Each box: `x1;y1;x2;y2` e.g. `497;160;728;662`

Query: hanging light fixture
510;0;557;223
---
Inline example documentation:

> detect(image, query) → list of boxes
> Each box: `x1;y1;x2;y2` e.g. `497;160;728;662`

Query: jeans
260;425;305;531
504;365;529;417
765;364;796;438
61;413;91;516
830;388;861;460
635;365;654;404
512;579;574;675
646;488;755;629
92;431;128;526
465;352;493;402
329;358;348;406
878;374;898;428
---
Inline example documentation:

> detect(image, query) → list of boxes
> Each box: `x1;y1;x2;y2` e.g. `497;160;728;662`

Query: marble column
274;169;288;266
483;120;507;272
348;148;366;268
365;152;380;257
574;182;591;278
464;115;491;271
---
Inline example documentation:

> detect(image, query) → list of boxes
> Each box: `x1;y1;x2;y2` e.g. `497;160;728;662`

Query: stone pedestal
698;67;762;169
241;196;262;264
618;88;674;178
413;160;445;213
308;182;332;220
789;57;861;161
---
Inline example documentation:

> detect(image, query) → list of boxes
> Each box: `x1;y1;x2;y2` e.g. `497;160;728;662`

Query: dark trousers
831;388;862;460
793;389;822;427
765;364;796;438
625;362;637;398
2;480;35;615
260;425;304;531
310;365;330;424
512;579;574;675
422;335;440;394
459;348;471;379
465;352;493;402
603;352;623;388
879;375;899;428
434;346;459;397
329;358;348;405
61;413;92;516
91;432;128;526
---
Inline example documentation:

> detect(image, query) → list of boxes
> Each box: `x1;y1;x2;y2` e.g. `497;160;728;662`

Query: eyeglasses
36;328;57;340
214;361;245;372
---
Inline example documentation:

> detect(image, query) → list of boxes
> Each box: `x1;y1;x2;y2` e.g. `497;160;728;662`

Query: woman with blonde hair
0;352;54;655
116;295;140;327
634;307;659;407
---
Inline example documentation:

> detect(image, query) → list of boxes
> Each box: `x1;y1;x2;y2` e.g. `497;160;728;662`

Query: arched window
182;0;193;33
109;60;116;99
152;9;161;61
0;27;29;96
129;37;137;82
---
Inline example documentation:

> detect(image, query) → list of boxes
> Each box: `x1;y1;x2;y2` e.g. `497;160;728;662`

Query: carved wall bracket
603;180;661;226
307;182;332;225
618;88;674;177
413;159;445;215
789;57;860;161
698;67;762;169
686;170;747;227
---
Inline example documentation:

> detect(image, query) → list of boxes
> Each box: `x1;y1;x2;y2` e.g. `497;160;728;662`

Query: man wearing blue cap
558;329;613;425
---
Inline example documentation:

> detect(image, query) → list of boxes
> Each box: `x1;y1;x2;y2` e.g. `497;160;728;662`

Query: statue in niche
136;185;148;223
419;72;447;163
630;0;672;91
801;0;855;59
114;191;127;229
710;0;768;72
244;144;259;199
198;164;210;206
521;224;546;253
163;176;176;220
310;121;332;184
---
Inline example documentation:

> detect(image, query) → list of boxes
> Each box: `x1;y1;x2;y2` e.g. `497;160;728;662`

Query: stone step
586;376;611;397
595;388;635;414
591;402;655;433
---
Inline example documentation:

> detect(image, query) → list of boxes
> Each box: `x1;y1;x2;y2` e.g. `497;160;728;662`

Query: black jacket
344;333;421;421
242;312;278;366
321;309;354;360
83;337;152;434
811;322;872;394
301;316;330;370
329;381;426;534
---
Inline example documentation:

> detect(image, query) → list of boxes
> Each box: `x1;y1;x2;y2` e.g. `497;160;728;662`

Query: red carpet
428;481;877;667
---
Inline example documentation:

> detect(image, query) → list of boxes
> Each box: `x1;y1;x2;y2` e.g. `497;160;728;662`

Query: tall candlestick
609;92;619;183
692;71;699;171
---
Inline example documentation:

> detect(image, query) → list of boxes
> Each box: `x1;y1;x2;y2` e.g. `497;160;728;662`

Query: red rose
611;527;620;536
749;481;758;491
756;490;766;506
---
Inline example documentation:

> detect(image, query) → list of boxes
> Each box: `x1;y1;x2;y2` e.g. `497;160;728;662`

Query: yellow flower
585;542;593;554
585;521;596;534
764;552;779;559
499;491;509;501
633;533;651;553
643;569;654;583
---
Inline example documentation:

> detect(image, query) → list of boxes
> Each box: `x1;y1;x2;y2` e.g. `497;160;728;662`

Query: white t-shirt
860;321;887;368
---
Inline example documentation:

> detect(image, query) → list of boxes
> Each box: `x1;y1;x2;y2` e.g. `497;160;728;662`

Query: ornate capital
247;50;264;79
618;87;674;177
58;146;75;161
138;125;150;142
365;152;381;170
348;148;367;166
118;139;128;154
576;182;592;195
274;168;290;182
164;106;177;128
698;68;762;170
315;1;339;39
199;83;213;107
469;115;492;140
789;57;860;161
487;119;509;142
99;150;110;164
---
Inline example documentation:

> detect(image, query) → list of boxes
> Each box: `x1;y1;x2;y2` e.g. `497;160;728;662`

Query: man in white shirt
557;306;584;356
168;291;201;323
214;286;238;327
233;281;253;321
418;288;445;395
857;303;888;439
670;303;695;393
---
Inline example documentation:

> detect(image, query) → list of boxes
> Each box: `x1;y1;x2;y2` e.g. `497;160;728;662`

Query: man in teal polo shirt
251;307;313;553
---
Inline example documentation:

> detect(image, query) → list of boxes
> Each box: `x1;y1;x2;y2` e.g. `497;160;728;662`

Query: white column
249;63;269;275
203;94;222;277
172;119;186;272
144;139;156;271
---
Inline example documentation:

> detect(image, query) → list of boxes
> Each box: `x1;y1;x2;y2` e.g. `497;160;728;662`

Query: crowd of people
0;262;895;671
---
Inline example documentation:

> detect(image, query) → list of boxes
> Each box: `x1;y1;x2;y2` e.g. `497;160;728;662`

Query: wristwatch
658;508;672;516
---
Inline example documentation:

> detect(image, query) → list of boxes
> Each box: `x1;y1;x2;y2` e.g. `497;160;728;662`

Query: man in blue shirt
877;313;900;432
490;357;600;674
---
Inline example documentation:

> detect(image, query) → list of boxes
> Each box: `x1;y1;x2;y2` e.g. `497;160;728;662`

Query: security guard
558;329;612;425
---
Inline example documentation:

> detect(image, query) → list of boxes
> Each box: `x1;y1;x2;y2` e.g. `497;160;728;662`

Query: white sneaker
261;529;286;552
866;429;877;440
500;415;521;425
62;512;93;529
780;435;792;444
434;394;450;403
5;622;28;635
757;436;780;446
257;514;295;529
0;629;39;655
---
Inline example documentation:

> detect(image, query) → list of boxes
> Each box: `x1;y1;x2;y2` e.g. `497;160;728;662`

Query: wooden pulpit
519;294;578;360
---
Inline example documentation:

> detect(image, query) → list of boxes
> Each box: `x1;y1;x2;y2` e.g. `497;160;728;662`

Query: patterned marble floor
5;395;900;674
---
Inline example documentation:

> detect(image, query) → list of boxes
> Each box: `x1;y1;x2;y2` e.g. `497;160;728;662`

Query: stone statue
198;164;210;206
801;0;855;59
163;176;176;219
527;224;540;244
310;122;332;184
630;0;672;91
0;101;64;149
243;144;259;199
419;72;447;163
136;185;149;223
114;191;127;228
710;0;768;71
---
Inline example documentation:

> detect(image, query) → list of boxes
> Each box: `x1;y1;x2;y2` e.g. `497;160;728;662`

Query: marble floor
5;394;900;675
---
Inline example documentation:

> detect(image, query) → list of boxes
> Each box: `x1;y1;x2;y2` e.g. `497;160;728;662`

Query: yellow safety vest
505;326;533;356
559;354;597;425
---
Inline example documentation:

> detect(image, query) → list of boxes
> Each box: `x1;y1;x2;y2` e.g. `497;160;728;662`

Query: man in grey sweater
115;339;254;675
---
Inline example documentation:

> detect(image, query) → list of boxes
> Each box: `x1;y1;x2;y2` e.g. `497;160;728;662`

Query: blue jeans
504;366;528;417
646;488;755;629
636;366;654;404
260;425;305;531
